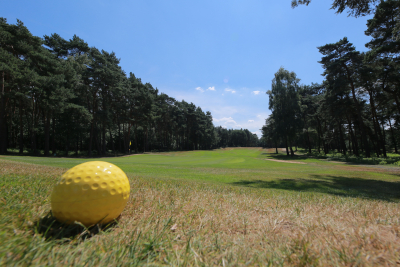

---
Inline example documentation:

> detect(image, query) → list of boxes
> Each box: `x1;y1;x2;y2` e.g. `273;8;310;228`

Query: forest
0;18;260;156
263;0;400;157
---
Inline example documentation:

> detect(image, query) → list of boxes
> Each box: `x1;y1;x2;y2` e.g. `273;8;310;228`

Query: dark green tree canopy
267;67;301;156
291;0;379;17
365;0;400;59
0;18;260;156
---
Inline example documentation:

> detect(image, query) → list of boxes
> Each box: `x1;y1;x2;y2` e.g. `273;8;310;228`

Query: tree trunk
122;123;126;154
306;129;311;153
316;117;323;154
118;122;122;153
367;90;385;157
337;120;346;155
102;123;106;155
381;120;387;157
0;71;7;154
347;127;352;154
346;115;359;156
80;132;83;152
323;121;329;154
143;127;147;153
378;119;387;158
75;134;79;155
65;132;69;157
44;111;50;156
52;115;56;155
31;130;37;155
127;124;131;154
288;138;294;157
9;102;15;149
133;125;138;153
388;118;398;153
285;136;289;156
371;114;381;157
95;127;102;156
89;121;94;156
369;130;379;157
30;96;38;155
345;65;370;157
109;128;114;154
19;100;24;154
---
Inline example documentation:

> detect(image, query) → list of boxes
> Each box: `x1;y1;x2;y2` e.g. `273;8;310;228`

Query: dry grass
124;177;400;266
1;158;400;266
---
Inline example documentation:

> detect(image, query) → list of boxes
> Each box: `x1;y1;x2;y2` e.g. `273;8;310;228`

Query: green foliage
267;67;301;156
214;126;260;148
291;0;379;17
264;32;400;158
0;18;258;156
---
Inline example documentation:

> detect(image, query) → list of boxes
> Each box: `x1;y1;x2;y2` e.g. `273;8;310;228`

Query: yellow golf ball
51;161;130;226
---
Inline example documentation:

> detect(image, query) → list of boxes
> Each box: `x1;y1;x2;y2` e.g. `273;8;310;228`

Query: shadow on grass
231;174;400;202
33;211;119;242
263;151;400;166
264;153;310;161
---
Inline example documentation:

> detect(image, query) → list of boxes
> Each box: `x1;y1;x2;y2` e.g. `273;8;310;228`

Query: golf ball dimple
51;161;130;226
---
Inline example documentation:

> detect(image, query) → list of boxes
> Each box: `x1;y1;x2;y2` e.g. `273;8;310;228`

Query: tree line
263;0;399;157
0;18;260;156
214;126;260;148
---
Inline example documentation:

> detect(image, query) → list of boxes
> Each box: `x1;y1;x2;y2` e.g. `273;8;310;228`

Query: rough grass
1;148;400;266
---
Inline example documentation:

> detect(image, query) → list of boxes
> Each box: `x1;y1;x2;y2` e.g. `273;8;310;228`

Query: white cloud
154;85;270;138
213;116;243;129
225;88;236;93
207;86;215;91
238;113;270;137
213;117;237;125
209;106;238;118
213;117;240;129
252;91;261;95
195;87;204;93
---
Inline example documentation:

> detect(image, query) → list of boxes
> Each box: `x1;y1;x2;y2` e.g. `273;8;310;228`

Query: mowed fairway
1;148;400;266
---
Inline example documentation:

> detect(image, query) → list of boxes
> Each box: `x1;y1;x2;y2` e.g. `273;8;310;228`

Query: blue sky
3;0;373;137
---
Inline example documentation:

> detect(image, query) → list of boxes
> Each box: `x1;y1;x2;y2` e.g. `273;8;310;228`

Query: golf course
1;147;400;266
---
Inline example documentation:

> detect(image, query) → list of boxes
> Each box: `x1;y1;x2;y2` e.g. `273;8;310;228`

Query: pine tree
318;37;371;157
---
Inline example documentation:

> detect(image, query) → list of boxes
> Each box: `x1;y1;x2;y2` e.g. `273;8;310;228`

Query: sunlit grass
1;148;400;266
